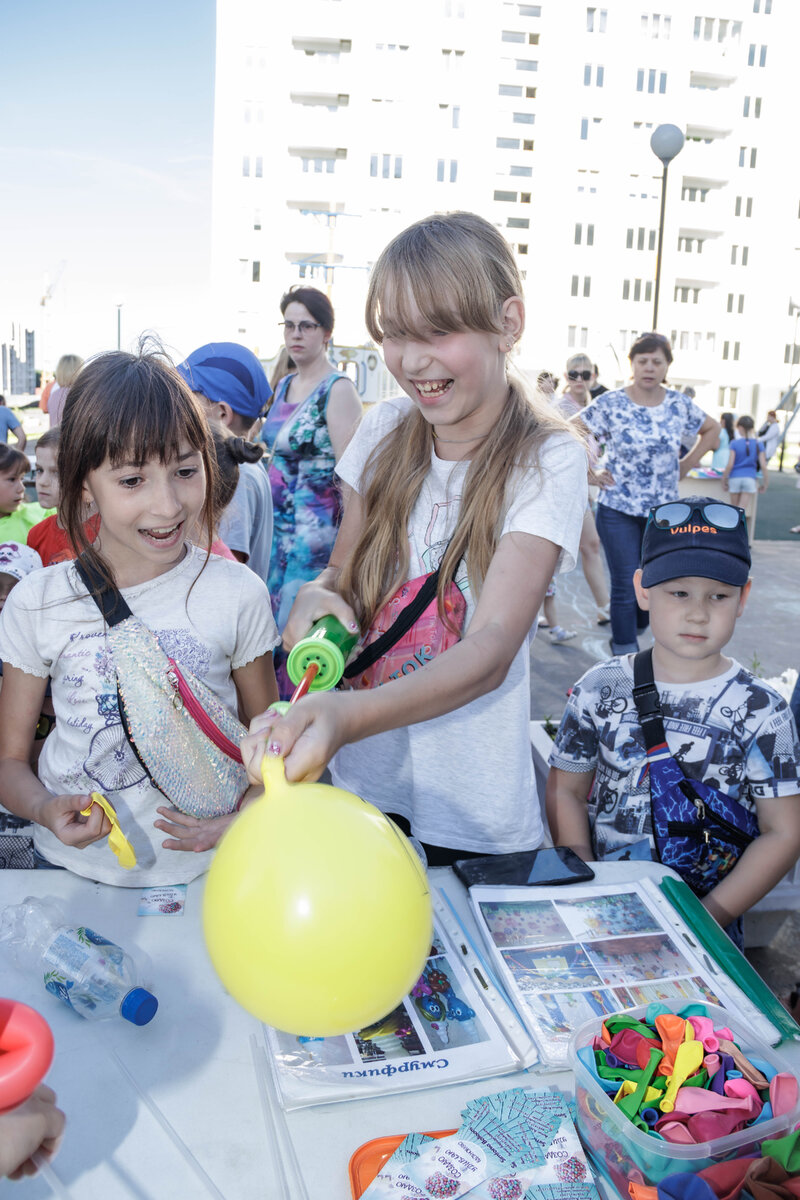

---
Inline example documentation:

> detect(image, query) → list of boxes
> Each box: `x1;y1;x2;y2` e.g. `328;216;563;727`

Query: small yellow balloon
203;756;433;1036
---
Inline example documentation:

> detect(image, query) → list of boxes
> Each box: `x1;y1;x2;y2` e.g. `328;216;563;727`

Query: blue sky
1;0;217;368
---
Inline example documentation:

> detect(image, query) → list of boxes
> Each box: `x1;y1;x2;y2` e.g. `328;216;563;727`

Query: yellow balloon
203;756;433;1036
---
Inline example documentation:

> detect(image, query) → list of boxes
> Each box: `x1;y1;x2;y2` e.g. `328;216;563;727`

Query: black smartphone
454;846;595;889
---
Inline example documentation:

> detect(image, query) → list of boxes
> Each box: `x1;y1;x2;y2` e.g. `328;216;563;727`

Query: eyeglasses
648;501;745;531
567;370;592;381
279;320;321;335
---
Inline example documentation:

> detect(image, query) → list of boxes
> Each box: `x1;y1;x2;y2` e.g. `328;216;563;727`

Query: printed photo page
468;880;748;1067
264;893;538;1110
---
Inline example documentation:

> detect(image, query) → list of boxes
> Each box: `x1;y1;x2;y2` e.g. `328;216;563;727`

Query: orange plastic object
0;999;55;1112
655;1013;689;1076
349;1130;457;1198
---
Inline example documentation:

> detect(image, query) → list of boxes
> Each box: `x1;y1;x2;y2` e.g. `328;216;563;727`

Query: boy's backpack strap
632;648;668;753
74;555;132;628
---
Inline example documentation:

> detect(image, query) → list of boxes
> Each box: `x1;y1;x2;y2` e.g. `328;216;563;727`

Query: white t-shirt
0;546;280;886
333;395;587;853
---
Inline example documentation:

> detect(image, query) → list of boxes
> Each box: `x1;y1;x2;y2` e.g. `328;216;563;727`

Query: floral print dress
263;370;347;694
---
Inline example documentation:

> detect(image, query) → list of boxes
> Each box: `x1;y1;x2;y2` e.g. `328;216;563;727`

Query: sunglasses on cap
648;501;746;531
567;370;592;381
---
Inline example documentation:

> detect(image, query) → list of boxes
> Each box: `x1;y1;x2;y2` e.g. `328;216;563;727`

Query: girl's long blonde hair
337;211;582;629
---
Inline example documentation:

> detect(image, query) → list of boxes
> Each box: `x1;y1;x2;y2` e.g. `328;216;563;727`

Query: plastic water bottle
0;897;158;1026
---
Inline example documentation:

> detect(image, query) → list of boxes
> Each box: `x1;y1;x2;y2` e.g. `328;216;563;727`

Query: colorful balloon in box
203;756;433;1036
569;1002;800;1195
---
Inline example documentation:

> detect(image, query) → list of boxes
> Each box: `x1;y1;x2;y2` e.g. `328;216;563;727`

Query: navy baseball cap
640;496;751;588
176;343;272;420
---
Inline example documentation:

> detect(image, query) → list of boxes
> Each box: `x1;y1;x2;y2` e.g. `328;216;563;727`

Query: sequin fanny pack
75;557;249;819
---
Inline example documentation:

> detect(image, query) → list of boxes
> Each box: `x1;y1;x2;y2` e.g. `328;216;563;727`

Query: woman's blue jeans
595;505;649;654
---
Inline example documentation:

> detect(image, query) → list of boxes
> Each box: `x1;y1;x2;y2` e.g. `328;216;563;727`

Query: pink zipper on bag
165;659;243;763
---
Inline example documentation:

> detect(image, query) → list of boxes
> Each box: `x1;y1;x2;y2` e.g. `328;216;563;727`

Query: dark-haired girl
0;348;279;886
0;445;50;543
577;333;719;654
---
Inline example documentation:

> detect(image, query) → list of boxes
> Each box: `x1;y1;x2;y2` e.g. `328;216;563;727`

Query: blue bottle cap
120;987;158;1026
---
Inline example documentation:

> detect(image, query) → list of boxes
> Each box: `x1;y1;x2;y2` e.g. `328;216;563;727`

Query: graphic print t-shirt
0;547;279;886
333;395;587;854
580;388;706;517
549;656;800;860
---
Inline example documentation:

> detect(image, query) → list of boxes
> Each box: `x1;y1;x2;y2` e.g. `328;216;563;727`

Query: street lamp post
650;124;685;331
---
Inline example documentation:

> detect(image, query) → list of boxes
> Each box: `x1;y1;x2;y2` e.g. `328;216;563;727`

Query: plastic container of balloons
570;1002;800;1194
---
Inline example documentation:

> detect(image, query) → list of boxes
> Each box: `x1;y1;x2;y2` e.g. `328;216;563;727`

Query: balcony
680;135;734;182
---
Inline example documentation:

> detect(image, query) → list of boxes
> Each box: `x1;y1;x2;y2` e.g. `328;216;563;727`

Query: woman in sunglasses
263;286;363;694
556;354;610;626
576;333;719;654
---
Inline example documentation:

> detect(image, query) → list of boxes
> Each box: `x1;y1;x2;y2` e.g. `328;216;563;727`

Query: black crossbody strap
632;648;669;752
342;567;443;680
74;556;132;627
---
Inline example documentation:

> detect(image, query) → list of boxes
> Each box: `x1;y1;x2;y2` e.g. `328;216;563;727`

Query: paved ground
529;468;800;994
531;468;800;723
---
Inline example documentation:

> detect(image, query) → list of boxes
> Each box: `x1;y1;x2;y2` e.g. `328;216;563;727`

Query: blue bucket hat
176;343;272;421
640;496;751;588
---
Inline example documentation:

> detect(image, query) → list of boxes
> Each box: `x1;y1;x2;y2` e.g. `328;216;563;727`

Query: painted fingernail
267;742;281;756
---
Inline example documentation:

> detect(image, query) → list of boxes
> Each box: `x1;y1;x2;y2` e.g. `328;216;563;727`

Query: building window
580;117;588;139
253;210;261;230
642;12;671;37
519;4;542;14
586;7;607;31
584;63;605;86
497;137;521;149
571;275;579;296
510;164;532;176
512;111;535;124
255;156;263;178
499;84;523;96
681;184;709;202
494;189;517;201
502;29;525;41
741;245;749;265
437;158;458;182
252;261;260;283
743;96;762;117
507;217;530;228
584;276;591;297
636;67;667;93
748;43;767;65
521;191;531;202
516;58;538;70
242;155;250;177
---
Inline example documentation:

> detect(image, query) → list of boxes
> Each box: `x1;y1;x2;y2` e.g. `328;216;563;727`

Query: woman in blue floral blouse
577;333;718;655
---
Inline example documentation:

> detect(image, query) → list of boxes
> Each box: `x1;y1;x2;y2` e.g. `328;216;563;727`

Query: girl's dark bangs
106;384;206;468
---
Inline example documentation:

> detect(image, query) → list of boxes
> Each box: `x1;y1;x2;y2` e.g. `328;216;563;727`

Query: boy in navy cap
547;497;800;936
177;343;273;581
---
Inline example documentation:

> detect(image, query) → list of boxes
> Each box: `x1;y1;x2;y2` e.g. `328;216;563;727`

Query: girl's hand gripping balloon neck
242;688;354;786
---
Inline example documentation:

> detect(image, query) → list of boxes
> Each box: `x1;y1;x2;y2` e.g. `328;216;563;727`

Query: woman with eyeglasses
555;354;611;626
576;333;719;655
263;285;362;694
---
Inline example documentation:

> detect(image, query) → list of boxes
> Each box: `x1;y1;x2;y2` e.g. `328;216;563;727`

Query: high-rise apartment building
212;0;800;415
0;326;36;397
